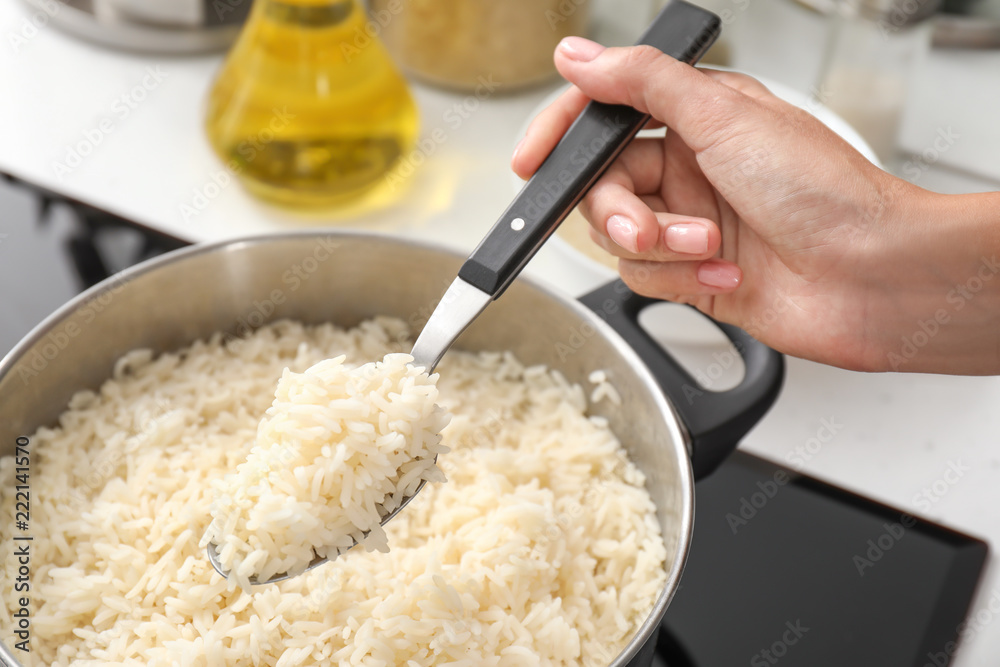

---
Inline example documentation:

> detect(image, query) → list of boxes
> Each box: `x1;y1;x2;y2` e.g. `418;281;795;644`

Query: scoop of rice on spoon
203;353;449;588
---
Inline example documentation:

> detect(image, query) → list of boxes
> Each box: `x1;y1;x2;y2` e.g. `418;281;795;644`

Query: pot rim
0;229;694;667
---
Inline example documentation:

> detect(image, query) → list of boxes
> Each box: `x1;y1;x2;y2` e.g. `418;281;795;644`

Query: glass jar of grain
369;0;592;92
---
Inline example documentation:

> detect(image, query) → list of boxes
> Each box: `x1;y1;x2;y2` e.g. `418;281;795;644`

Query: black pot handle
580;280;784;479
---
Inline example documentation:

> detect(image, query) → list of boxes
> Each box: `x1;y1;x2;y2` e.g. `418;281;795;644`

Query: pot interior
0;232;692;666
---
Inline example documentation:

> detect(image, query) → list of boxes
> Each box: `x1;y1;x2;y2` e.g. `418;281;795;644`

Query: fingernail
607;215;638;253
665;223;709;255
697;261;741;289
558;36;606;62
512;136;526;162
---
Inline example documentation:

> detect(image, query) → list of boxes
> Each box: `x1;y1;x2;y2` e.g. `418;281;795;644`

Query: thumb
554;37;744;153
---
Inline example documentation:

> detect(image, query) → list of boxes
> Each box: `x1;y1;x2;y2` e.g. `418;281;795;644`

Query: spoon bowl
206;474;432;584
206;332;453;586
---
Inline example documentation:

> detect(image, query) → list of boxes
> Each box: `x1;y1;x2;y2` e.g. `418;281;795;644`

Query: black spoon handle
458;0;721;298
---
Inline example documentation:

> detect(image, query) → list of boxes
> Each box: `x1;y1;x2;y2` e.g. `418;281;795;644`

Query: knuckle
721;70;767;94
615;45;671;109
584;179;622;214
623;44;664;69
778;104;817;133
620;261;659;296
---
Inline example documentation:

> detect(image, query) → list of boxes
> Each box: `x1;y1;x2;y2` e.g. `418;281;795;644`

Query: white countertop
3;0;1000;663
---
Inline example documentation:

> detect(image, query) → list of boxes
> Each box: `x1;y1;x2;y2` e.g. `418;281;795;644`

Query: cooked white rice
203;353;449;588
0;317;668;666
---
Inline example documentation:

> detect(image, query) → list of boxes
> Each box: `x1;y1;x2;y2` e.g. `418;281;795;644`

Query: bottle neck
252;0;360;27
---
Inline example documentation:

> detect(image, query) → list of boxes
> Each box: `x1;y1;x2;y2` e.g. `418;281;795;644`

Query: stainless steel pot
0;232;783;667
19;0;249;55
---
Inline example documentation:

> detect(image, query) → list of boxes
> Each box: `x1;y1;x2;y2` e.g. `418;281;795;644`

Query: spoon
207;0;720;584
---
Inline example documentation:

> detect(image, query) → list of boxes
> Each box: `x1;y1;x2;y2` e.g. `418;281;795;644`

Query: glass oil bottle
205;0;420;207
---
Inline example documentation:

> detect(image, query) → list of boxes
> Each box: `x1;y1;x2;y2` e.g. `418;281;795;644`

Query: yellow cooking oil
205;0;419;208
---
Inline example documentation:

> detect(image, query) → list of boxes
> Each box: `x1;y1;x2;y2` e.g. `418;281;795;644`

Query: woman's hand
513;37;1000;374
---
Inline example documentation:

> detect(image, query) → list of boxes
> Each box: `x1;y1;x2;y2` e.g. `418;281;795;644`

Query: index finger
511;86;590;180
511;88;666;181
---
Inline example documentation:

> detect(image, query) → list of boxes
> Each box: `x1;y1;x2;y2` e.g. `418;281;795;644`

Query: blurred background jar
816;0;941;163
205;0;419;208
370;0;593;92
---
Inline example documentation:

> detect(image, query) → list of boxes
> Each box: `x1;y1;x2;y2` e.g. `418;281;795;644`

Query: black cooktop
0;174;989;667
657;453;987;666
